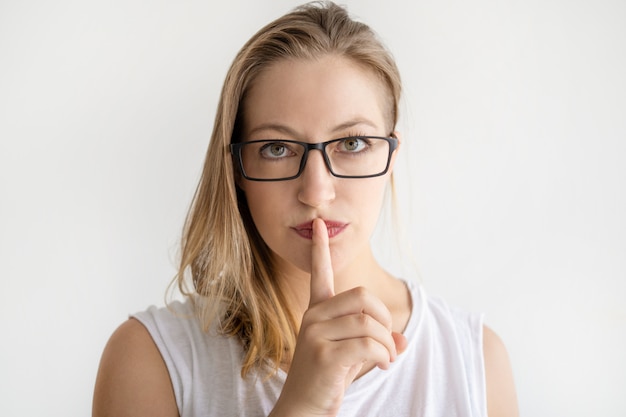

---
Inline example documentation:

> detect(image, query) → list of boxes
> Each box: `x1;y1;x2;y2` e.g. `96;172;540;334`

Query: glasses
230;136;398;181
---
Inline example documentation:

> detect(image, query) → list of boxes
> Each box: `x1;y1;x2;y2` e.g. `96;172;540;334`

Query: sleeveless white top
132;280;487;416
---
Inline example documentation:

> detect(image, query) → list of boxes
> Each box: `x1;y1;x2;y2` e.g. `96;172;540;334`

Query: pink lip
292;220;348;239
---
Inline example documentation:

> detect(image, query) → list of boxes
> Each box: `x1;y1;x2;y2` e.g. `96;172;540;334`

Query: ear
392;130;402;146
388;130;402;172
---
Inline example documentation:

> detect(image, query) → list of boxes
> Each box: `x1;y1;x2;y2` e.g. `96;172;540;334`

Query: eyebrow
246;118;380;139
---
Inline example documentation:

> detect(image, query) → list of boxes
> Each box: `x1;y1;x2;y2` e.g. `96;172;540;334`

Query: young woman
93;2;518;416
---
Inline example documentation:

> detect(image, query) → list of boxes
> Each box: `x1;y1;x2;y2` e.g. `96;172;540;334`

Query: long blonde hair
175;1;402;377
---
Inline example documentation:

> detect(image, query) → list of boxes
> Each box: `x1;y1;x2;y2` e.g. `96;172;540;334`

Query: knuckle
352;286;369;300
356;312;370;328
360;337;375;351
302;321;323;340
301;309;315;326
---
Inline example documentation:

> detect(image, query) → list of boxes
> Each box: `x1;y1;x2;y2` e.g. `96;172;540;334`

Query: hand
271;219;407;417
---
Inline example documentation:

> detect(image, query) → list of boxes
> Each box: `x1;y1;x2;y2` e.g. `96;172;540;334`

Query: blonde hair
175;1;402;377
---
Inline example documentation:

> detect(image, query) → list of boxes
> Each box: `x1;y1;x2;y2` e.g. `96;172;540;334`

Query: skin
270;219;408;416
92;55;519;417
237;56;407;321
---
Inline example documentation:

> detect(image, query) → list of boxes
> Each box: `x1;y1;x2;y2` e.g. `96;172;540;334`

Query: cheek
358;176;388;205
343;178;390;226
242;183;291;230
245;188;270;217
365;179;392;227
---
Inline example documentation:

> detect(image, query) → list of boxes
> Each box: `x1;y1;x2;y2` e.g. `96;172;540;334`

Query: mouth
291;220;348;240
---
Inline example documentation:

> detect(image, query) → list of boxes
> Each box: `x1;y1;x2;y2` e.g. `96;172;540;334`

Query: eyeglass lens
238;137;392;180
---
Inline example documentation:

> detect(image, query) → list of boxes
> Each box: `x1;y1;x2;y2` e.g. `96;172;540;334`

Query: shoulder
411;288;518;415
92;318;178;417
482;325;519;417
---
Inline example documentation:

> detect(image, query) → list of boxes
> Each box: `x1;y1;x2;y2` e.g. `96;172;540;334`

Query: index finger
309;218;335;307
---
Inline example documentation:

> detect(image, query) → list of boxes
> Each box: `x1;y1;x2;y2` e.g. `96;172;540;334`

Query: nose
297;150;336;208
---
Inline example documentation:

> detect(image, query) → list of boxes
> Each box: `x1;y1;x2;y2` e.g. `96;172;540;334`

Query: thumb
392;332;408;356
309;218;335;307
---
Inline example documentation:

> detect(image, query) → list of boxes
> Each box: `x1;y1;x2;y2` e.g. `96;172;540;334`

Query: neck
275;246;398;322
275;245;412;376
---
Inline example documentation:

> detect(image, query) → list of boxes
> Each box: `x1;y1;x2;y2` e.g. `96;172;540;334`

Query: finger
392;332;408;357
332;337;394;371
309;218;335;306
304;287;393;332
306;313;398;360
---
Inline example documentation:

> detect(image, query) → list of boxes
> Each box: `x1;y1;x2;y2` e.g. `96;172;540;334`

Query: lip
291;220;348;240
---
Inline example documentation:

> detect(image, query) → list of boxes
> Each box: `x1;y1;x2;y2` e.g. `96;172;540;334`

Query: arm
92;318;179;417
483;325;519;417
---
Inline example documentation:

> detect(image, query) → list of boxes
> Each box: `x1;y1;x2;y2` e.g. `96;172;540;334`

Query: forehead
241;56;389;138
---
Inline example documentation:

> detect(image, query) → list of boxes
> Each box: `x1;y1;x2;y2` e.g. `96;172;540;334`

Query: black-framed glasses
230;136;398;181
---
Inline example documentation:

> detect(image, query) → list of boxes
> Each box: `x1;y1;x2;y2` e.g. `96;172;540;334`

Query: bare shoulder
92;318;178;417
482;325;519;417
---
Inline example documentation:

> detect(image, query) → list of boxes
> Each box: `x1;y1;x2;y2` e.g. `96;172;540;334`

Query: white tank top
132;279;487;416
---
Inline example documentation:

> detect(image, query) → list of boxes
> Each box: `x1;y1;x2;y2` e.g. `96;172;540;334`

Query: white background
1;0;624;416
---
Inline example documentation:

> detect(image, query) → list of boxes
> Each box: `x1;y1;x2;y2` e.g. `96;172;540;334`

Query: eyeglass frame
229;135;399;181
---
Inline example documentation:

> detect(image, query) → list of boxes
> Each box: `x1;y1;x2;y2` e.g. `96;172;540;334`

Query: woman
93;2;518;416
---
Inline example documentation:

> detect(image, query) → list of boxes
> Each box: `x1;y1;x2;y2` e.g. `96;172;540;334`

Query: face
238;55;398;277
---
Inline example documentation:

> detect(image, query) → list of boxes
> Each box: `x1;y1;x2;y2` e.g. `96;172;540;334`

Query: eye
259;142;296;159
339;137;368;153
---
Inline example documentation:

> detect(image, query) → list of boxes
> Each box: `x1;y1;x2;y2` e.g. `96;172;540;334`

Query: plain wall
1;0;624;415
